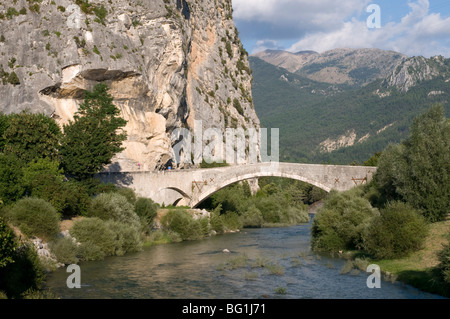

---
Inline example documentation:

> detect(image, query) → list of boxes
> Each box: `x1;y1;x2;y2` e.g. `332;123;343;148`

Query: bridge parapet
97;163;377;208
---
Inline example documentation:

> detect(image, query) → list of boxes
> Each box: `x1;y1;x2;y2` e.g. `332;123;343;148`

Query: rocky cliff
384;55;450;92
0;0;260;171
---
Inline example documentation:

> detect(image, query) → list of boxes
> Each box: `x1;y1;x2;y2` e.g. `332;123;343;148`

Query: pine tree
60;83;127;180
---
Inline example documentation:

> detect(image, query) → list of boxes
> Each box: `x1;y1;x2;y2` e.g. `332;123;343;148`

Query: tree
373;104;449;222
0;112;10;152
0;154;25;205
60;83;127;180
363;152;382;166
21;158;90;217
396;104;450;222
3;112;61;162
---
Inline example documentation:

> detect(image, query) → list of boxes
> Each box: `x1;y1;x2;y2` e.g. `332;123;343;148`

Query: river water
44;215;444;299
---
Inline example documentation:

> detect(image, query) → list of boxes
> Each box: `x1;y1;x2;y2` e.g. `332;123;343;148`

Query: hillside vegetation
250;53;450;164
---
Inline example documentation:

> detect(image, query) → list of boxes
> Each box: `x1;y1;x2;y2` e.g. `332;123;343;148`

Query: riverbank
372;218;449;297
335;218;449;297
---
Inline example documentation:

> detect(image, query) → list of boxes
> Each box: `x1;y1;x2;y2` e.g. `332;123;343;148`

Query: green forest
250;56;450;164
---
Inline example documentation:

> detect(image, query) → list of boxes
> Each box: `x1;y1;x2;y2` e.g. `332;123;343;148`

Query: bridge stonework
98;163;377;208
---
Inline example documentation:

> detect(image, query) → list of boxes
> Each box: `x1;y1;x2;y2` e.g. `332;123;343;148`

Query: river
44;214;444;299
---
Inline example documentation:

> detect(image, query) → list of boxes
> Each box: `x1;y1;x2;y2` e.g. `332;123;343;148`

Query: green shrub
48;237;79;265
93;45;100;55
28;4;40;14
87;192;141;229
115;187;137;205
222;211;243;231
0;218;17;268
20;158;90;217
233;98;244;115
134;197;158;234
437;232;450;285
363;201;428;259
0;243;46;299
226;41;233;58
241;205;263;228
93;4;107;25
70;216;142;261
6;8;19;19
311;188;377;252
10;198;60;241
6;71;19;85
106;220;142;256
70;217;115;261
255;197;282;223
209;205;225;233
0;154;25;205
161;210;205;241
280;206;309;225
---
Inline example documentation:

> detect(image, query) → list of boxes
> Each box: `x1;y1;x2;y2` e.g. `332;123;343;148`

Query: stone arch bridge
98;163;376;208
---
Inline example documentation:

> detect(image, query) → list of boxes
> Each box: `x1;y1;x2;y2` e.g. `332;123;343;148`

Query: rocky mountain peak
252;47;406;86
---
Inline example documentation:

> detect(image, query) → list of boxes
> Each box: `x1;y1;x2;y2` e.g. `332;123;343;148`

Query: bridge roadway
98;162;377;208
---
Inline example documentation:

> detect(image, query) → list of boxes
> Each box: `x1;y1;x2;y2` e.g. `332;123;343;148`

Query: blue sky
232;0;450;57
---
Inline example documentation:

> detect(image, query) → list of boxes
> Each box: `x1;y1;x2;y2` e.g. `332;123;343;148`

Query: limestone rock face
385;55;450;92
0;0;260;171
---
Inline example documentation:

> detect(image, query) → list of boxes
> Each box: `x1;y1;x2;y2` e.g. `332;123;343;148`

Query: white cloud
252;40;285;53
234;0;450;57
233;0;370;34
286;0;450;57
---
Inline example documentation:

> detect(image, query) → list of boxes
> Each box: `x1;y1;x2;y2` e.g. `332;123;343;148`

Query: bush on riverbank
0;242;46;299
7;197;61;242
86;192;141;230
160;210;209;241
311;187;378;252
48;237;79;265
134;197;158;235
70;217;142;261
437;232;450;286
363;201;428;259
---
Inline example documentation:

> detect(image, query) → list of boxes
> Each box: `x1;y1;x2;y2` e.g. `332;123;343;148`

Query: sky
232;0;450;57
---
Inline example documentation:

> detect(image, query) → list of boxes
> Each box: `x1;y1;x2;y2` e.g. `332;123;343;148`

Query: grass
371;219;450;297
290;257;303;267
274;287;287;295
265;263;285;275
244;271;259;280
142;230;182;247
227;254;249;269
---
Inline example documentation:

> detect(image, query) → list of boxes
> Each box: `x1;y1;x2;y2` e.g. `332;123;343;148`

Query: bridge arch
155;186;191;206
192;171;332;208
